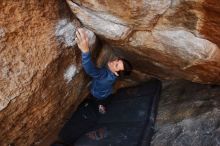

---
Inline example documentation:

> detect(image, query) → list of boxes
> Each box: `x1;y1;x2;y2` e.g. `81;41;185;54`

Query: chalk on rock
0;27;5;38
64;64;78;83
55;19;77;47
55;19;96;49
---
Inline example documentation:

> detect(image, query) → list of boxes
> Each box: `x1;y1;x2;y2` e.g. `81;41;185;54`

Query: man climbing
51;28;132;146
76;28;132;113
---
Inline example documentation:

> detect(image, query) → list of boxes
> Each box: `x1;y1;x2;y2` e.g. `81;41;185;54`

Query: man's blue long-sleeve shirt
82;52;117;100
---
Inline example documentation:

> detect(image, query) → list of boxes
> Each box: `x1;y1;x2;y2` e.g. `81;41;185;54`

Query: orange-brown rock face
1;0;220;145
67;0;220;84
0;0;97;145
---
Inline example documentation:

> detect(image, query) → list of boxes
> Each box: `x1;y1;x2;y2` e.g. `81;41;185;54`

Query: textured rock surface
67;0;220;84
0;0;96;146
1;0;220;146
152;80;220;146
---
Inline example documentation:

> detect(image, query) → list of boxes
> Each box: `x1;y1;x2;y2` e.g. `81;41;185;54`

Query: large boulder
151;80;220;146
67;0;220;84
0;0;96;145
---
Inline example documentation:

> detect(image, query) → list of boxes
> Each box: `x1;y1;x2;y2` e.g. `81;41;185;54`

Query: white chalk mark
64;64;78;83
55;19;76;47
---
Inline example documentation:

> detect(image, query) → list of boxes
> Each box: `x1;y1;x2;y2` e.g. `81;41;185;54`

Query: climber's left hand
75;28;89;53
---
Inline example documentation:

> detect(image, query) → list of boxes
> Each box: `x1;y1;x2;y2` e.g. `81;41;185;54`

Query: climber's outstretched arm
76;28;104;79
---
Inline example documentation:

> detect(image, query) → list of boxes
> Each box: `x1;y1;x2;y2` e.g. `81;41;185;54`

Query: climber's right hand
75;28;89;53
98;104;106;114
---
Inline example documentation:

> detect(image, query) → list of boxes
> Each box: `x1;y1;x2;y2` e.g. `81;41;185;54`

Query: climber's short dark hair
117;58;132;77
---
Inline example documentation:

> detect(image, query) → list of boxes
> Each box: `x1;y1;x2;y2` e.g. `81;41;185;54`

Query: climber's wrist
81;47;89;53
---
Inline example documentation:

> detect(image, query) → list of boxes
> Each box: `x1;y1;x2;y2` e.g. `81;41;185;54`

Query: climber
75;28;132;114
51;28;132;146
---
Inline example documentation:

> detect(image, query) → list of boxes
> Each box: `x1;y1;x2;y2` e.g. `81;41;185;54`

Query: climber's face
108;59;124;76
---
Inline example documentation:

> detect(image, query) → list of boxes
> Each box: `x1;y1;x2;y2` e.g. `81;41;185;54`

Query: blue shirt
82;52;117;100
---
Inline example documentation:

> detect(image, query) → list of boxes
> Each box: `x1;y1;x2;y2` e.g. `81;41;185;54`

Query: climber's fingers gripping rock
76;28;89;53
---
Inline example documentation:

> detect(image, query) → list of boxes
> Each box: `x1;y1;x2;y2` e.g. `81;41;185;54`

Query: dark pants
58;94;112;145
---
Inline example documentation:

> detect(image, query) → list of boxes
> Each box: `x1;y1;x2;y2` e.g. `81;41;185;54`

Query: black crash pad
59;79;162;146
